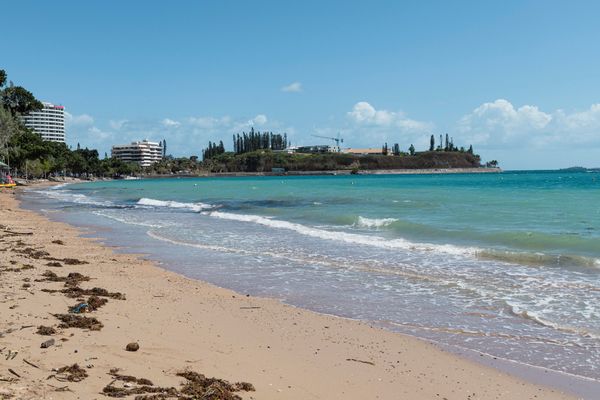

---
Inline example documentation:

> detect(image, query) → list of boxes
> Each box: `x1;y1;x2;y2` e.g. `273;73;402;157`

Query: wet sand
0;185;575;399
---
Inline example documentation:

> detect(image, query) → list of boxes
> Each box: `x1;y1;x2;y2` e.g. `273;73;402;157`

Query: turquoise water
26;170;600;382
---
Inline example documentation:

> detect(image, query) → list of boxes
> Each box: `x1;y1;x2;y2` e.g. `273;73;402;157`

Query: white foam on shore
355;216;398;229
507;301;600;340
206;211;476;257
36;189;115;207
136;197;213;212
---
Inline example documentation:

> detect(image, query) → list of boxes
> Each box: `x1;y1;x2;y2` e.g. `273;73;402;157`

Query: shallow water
23;171;600;383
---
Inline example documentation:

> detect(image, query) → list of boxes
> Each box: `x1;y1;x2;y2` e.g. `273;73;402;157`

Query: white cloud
252;114;267;125
458;99;600;148
161;118;181;128
108;119;128;130
281;82;302;93
187;116;232;129
348;101;432;132
64;112;94;127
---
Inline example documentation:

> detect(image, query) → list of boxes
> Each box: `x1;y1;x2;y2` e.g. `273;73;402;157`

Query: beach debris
43;256;88;265
51;239;65;245
177;370;255;399
87;295;108;310
69;302;89;313
37;270;90;287
125;342;140;352
100;369;254;399
41;339;55;349
8;368;20;378
46;261;63;267
36;325;57;335
0;225;33;236
16;247;50;259
23;359;39;369
4;349;18;361
49;364;88;382
109;368;153;386
43;286;125;300
53;313;103;331
346;358;375;366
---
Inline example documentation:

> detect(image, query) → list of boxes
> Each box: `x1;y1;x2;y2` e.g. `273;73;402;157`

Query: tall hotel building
21;102;66;143
111;140;163;167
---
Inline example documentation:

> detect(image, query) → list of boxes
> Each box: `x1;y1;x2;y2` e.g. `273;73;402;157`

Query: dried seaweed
53;313;103;331
37;270;90;287
36;325;57;335
50;364;88;382
101;369;254;400
16;247;50;259
43;286;125;300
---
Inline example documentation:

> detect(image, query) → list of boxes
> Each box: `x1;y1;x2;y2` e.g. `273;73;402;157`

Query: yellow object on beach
0;183;16;188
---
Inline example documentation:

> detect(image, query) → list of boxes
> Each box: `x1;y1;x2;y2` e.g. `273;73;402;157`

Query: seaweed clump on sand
49;364;88;382
176;370;255;400
44;256;89;265
17;247;50;259
53;313;103;331
36;325;57;335
38;270;90;287
43;286;125;300
101;369;254;399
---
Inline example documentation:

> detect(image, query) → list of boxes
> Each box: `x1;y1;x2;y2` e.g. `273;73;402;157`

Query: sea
22;170;600;392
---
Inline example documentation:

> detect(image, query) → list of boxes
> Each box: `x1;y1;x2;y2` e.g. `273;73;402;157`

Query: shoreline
0;185;582;399
146;167;502;178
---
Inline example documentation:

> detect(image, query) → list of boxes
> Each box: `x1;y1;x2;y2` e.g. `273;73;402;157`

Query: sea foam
355;216;398;229
206;211;474;256
136;197;213;212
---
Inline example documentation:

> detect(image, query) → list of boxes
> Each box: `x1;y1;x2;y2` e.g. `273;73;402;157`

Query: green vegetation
1;66;493;178
0;69;140;178
198;149;482;173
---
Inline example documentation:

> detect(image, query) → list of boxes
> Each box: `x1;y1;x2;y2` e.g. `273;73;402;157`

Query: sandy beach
0;185;575;399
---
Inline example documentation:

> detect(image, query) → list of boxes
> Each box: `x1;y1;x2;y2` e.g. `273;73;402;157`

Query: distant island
559;166;600;172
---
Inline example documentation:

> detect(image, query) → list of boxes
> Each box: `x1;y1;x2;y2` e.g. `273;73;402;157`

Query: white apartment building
21;102;66;143
111;140;163;167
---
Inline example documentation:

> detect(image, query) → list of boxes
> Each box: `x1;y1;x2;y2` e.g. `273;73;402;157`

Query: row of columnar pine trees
233;128;287;154
382;134;473;157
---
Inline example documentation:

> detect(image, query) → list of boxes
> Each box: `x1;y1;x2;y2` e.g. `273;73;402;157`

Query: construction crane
311;133;344;152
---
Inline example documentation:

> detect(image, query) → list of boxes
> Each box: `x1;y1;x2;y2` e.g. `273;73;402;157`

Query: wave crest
355;216;398;229
137;198;213;212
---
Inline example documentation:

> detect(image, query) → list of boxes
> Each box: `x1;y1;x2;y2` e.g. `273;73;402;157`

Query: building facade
21;102;66;143
111;140;163;167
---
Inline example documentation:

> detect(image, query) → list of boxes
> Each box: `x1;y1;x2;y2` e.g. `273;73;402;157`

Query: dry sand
0;186;575;399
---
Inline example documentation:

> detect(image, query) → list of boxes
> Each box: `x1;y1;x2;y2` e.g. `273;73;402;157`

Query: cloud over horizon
458;99;600;149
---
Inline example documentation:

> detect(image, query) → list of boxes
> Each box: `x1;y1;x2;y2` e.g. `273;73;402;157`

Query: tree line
382;134;474;157
233;128;287;155
0;68;141;178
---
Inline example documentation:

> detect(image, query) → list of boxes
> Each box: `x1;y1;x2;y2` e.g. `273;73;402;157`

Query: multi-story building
21;102;66;143
111;140;163;167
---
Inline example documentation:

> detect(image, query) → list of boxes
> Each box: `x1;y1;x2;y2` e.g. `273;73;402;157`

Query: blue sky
3;0;600;169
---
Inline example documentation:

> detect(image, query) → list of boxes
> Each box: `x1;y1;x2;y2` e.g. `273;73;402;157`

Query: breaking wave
136;197;214;212
206;211;475;256
355;216;398;229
